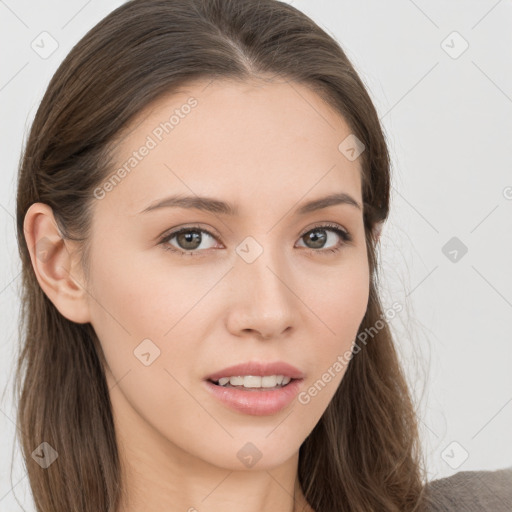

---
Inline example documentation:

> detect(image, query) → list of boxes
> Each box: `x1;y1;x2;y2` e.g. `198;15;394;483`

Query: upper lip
205;361;305;382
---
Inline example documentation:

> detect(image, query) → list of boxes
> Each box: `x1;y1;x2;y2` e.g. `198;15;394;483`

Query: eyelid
298;221;349;238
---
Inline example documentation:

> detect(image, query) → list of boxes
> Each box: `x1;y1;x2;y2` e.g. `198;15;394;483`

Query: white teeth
244;375;262;388
215;374;292;388
261;375;277;387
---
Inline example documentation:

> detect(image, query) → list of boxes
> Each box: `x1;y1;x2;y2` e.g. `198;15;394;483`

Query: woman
13;0;511;511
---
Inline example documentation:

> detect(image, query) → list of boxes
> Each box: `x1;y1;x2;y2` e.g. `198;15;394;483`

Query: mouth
203;376;305;415
202;361;305;415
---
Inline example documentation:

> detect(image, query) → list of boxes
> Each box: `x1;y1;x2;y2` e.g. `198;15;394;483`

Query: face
85;76;370;473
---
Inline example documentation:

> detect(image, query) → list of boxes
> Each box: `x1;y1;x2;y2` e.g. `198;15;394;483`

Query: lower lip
203;378;304;416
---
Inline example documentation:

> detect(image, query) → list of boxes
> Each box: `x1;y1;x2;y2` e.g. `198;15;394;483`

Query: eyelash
158;223;352;258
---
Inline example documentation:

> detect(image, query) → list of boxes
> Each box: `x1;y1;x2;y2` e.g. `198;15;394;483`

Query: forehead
101;77;363;216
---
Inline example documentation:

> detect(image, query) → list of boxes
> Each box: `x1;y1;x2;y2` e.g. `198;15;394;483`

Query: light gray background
1;0;511;510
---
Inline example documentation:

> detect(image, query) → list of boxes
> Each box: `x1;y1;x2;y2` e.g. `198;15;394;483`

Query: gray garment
424;466;512;511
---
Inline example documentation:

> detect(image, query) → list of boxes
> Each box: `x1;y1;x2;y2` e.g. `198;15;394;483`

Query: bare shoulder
423;466;512;511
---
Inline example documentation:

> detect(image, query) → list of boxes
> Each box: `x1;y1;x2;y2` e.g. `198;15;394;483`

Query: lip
204;361;305;382
203;378;304;416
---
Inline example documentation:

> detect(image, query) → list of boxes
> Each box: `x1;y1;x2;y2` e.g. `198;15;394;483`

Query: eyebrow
139;192;362;216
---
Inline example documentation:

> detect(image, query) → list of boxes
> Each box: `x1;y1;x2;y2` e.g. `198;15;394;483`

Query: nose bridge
228;235;297;336
238;237;291;300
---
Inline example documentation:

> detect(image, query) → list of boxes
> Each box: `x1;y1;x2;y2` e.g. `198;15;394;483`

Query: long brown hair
14;0;430;510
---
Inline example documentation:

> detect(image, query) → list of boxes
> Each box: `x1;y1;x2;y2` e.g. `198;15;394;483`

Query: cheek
86;245;217;389
86;250;208;448
88;245;187;337
296;256;369;412
302;252;370;344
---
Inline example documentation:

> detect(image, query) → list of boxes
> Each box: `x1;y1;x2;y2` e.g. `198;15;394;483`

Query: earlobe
23;203;91;324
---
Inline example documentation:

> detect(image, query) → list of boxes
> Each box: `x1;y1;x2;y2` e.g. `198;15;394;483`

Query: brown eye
175;230;202;250
303;229;328;249
296;224;352;253
160;227;219;255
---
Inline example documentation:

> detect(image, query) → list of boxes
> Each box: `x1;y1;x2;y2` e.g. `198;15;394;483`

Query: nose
224;246;299;341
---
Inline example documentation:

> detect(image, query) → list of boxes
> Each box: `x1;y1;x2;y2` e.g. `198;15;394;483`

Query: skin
24;76;380;512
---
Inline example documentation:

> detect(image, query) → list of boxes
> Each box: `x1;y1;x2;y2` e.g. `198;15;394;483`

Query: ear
372;221;384;243
23;202;91;324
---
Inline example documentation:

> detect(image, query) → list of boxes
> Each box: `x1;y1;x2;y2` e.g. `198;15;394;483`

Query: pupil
178;231;201;250
307;230;326;249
